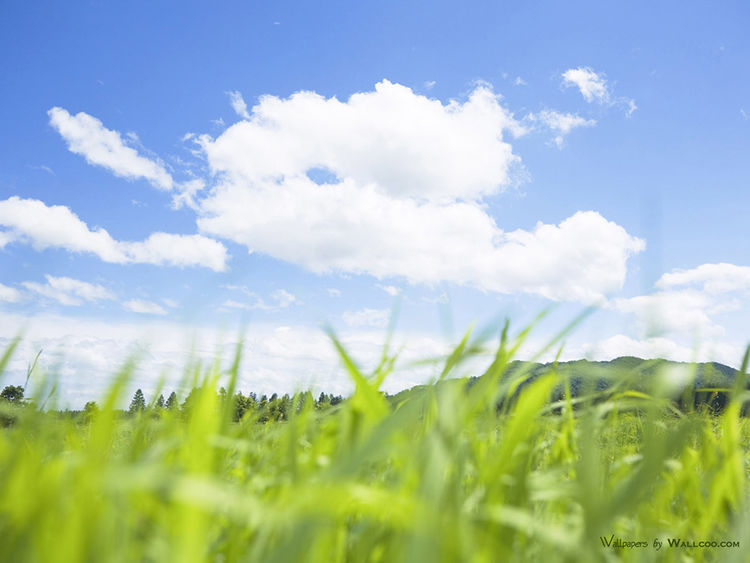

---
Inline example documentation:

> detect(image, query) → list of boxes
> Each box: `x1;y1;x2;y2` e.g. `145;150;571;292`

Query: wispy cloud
222;288;299;311
0;283;23;303
22;275;115;306
27;164;55;175
227;90;251;120
377;284;401;296
0;196;228;271
562;67;636;116
123;299;167;315
526;110;596;148
48;107;174;190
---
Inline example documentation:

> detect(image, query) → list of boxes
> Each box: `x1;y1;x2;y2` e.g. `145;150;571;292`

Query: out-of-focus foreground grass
1;320;749;563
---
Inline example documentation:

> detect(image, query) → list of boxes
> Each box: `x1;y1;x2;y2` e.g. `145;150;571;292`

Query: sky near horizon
1;1;750;405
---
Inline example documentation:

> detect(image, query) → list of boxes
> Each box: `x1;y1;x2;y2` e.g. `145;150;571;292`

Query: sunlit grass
0;319;748;562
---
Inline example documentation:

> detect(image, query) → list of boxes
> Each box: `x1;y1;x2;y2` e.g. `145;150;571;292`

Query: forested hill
390;356;741;407
506;356;738;387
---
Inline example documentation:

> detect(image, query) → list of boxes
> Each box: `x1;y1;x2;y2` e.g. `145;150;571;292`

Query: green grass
0;321;749;562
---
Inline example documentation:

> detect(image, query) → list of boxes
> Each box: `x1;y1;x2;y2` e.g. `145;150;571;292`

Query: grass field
1;320;749;562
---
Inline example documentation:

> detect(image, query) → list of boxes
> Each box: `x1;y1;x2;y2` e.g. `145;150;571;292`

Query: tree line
2;384;344;421
113;388;346;422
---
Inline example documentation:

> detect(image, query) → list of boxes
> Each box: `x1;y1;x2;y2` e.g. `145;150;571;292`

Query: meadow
0;318;748;562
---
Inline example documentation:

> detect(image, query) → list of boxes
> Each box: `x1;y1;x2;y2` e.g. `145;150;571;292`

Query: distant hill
390;357;743;413
501;356;738;388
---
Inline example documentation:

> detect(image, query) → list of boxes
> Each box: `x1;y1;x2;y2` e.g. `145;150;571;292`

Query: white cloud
0;283;23;303
171;178;207;210
378;284;401;296
0;311;450;406
0;197;228;271
562;67;610;104
561;67;636;116
342;308;390;328
200;181;641;303
513;76;527;86
124;232;227;271
526;110;596;148
614;262;750;340
626;99;638;117
656;262;750;294
22;275;115;306
614;289;725;337
48;107;174;190
424;80;436;90
327;288;341;297
123;299;168;315
0;231;14;249
201;80;525;202
227;91;251;120
576;333;742;368
272;289;297;308
28;164;55;175
222;299;250;310
221;288;298;311
195;80;642;303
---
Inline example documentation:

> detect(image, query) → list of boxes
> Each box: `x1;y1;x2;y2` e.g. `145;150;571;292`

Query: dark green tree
181;389;199;413
155;394;165;408
129;389;146;414
278;394;291;420
165;391;178;410
83;401;99;421
0;385;24;404
316;392;330;410
233;392;257;421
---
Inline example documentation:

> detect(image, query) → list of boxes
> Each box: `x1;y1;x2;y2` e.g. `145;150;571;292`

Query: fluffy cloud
201;80;525;202
614;262;750;339
48;107;174;190
614;289;726;337
196;80;643;303
656;262;750;294
123;232;228;271
123;299;168;315
201;178;643;302
526;110;596;148
0;283;23;303
562;67;636;116
0;311;449;406
22;275;115;306
0;197;228;271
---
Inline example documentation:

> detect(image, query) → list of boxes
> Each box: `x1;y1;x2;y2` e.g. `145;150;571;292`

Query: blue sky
1;1;750;405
